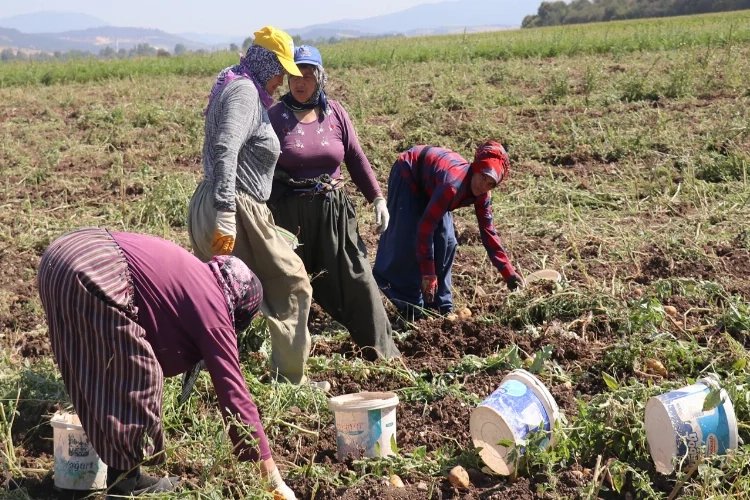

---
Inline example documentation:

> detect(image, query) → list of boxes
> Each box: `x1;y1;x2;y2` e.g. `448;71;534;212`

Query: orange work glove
211;211;236;255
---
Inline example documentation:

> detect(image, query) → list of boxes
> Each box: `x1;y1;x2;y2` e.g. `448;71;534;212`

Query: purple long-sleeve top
268;99;382;202
109;231;271;462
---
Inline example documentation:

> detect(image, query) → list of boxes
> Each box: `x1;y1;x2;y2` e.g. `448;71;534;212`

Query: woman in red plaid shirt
373;141;524;320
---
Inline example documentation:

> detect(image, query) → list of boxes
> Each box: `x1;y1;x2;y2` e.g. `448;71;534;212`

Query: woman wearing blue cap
267;45;400;360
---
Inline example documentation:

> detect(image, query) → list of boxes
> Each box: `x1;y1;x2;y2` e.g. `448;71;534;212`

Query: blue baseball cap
294;45;323;67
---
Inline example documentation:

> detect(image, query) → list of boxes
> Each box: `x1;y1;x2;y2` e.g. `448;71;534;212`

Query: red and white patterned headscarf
471;140;510;184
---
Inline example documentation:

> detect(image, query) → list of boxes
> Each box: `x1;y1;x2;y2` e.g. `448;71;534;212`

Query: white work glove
268;467;297;500
373;197;389;234
211;210;236;255
308;380;332;392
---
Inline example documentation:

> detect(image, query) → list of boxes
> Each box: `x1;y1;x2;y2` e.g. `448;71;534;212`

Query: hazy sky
0;0;451;34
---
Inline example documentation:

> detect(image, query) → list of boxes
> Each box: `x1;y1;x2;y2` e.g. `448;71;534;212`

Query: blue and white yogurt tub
645;376;738;474
328;391;399;461
470;369;560;475
50;411;107;490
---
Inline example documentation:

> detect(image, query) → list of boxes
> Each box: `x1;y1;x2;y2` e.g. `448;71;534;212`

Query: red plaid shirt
397;146;516;280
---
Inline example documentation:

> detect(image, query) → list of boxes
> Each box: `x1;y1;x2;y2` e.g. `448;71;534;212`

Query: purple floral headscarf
203;44;283;115
208;255;262;332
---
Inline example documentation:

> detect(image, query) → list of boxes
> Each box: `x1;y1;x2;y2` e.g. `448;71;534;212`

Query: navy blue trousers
373;163;457;317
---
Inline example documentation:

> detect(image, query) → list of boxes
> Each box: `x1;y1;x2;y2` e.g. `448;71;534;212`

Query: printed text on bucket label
686;431;701;463
55;457;99;472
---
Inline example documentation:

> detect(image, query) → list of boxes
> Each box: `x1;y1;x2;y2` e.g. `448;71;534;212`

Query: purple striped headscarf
208;255;263;332
203;45;283;115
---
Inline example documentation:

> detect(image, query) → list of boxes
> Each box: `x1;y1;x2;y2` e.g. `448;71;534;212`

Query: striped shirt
202;78;280;211
397;146;516;280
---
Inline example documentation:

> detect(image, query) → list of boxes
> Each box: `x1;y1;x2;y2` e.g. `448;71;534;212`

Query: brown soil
3;74;746;500
277;305;615;499
5;248;674;500
4;215;713;500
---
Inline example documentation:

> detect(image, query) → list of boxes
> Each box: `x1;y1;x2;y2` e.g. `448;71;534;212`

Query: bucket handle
50;419;84;431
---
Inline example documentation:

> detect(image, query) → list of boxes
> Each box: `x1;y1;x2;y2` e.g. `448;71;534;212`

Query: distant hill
0;26;210;53
0;11;108;33
0;1;543;55
286;0;542;39
177;0;540;48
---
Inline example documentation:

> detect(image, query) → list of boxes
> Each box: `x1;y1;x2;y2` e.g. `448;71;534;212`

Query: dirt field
2;21;750;500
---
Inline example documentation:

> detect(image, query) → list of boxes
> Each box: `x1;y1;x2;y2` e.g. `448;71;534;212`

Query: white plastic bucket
470;369;560;475
645;377;738;474
328;392;399;460
525;269;561;284
50;412;107;490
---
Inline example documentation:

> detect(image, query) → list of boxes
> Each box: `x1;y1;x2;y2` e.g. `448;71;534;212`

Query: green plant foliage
2;10;750;499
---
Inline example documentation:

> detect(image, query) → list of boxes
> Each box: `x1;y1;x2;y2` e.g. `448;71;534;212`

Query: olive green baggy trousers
188;180;312;383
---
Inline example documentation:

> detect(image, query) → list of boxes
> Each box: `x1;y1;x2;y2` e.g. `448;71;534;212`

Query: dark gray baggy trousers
269;188;400;360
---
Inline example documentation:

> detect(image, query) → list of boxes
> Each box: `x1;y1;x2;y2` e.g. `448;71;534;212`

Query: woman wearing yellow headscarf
188;27;318;393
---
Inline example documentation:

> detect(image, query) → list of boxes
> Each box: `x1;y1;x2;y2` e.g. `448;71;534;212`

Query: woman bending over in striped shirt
38;228;297;499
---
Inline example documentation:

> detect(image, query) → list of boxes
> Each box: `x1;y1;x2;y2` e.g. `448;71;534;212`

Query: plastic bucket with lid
470;369;559;475
50;411;107;490
645;377;738;474
328;392;399;460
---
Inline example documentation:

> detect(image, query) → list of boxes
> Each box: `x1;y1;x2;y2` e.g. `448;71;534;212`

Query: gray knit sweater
202;78;280;211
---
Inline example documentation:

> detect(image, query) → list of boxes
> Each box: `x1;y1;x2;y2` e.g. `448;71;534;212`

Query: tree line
522;0;750;28
0;34;344;64
0;31;406;64
1;43;177;63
